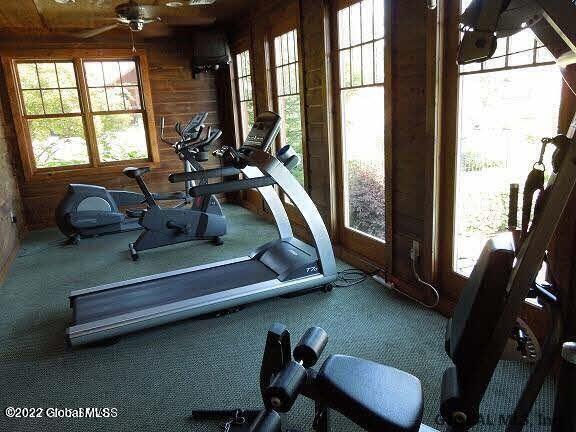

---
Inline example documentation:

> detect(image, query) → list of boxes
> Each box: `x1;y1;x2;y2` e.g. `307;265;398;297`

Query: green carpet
0;204;554;432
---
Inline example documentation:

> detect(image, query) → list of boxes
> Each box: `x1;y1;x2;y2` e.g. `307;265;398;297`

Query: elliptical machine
55;113;209;244
126;118;226;260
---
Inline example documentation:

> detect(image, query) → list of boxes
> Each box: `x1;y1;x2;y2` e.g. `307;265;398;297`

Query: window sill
26;159;161;184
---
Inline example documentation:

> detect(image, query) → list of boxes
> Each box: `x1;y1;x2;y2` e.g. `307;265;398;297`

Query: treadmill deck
73;260;277;325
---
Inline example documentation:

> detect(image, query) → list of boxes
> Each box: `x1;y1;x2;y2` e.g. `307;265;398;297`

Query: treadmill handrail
169;166;242;183
189;176;276;197
247;148;337;278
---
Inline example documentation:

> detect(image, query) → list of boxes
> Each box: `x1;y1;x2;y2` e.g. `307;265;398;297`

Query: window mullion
118;62;127;111
34;64;47;115
75;58;101;167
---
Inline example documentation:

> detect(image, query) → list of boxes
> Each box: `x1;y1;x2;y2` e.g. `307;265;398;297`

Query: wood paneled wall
0;33;225;230
0;70;24;282
390;2;441;296
299;0;338;235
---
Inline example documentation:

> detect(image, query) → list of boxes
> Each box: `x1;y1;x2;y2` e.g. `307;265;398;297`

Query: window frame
232;48;256;146
439;0;565;299
269;26;308;204
2;49;159;182
330;0;393;269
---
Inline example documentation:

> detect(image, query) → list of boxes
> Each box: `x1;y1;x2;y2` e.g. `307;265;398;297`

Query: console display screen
244;112;281;152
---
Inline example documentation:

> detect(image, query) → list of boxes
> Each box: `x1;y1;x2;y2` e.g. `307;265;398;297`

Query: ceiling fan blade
74;23;121;39
140;17;162;24
188;0;217;5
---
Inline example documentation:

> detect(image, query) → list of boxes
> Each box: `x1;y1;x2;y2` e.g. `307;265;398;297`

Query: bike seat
316;355;423;432
123;166;150;178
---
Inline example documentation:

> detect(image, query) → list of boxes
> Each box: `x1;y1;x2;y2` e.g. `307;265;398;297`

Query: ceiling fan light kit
165;1;185;7
128;20;145;32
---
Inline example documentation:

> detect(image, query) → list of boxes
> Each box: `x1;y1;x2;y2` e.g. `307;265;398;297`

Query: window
83;61;148;163
5;53;156;179
337;0;387;242
453;0;562;276
234;50;255;141
273;29;305;187
16;61;89;168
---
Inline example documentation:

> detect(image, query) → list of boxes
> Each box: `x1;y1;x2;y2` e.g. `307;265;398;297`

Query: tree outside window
13;58;151;173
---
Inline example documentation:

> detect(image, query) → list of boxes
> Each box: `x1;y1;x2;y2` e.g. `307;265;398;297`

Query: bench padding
317;355;423;432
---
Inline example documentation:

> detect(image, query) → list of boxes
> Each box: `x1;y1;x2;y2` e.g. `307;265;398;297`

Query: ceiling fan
73;0;217;39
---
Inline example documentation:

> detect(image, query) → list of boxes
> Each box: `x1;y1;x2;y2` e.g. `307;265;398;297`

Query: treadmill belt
73;260;277;325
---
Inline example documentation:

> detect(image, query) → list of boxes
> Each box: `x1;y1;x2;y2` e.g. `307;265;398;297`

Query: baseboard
0;238;19;285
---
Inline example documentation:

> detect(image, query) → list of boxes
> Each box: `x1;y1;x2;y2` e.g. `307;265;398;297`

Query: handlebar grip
169;166;241;183
264;361;307;412
189;176;276;197
293;327;328;368
179;129;222;152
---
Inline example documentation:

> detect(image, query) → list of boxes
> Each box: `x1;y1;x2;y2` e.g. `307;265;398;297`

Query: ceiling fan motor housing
128;20;145;32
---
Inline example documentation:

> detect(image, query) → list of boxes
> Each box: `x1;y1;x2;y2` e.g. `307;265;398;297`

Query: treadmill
67;112;337;346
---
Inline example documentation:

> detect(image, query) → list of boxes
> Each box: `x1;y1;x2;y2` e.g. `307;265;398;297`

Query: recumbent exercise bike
126;116;227;260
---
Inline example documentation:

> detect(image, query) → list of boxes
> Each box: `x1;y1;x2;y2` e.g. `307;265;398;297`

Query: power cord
331;268;379;288
408;244;440;308
369;243;440;309
330;244;440;309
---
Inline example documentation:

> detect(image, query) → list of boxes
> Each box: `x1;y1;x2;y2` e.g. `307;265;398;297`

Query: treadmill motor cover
259;240;320;281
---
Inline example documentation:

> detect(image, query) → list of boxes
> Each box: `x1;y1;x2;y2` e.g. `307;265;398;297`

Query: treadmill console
243;111;282;152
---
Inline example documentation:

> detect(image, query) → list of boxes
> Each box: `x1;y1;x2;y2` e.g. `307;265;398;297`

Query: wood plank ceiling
0;0;254;34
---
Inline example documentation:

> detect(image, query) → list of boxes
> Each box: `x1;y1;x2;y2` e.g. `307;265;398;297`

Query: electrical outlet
10;210;17;224
411;240;420;259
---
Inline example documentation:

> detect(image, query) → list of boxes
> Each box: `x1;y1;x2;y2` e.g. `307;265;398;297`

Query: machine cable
409;255;440;309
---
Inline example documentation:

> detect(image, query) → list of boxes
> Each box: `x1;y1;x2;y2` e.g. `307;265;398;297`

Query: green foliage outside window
16;60;149;170
280;94;304;186
347;160;386;239
29;117;88;168
460;151;505;172
94;114;148;162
